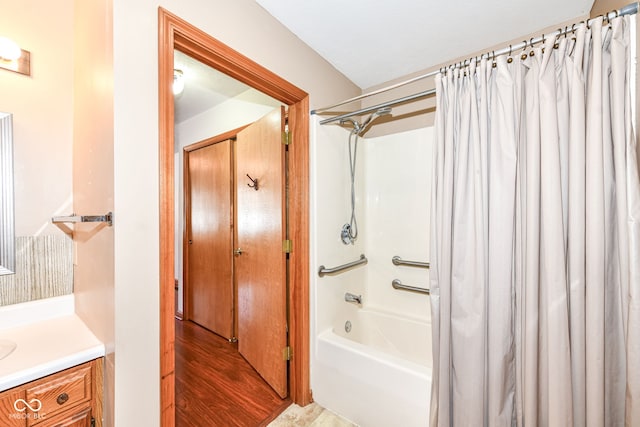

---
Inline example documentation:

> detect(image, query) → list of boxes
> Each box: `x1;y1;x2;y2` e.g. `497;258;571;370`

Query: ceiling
255;0;595;89
175;0;596;120
173;51;281;123
174;51;252;123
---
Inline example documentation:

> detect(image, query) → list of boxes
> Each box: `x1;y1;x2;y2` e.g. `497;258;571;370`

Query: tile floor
267;403;358;426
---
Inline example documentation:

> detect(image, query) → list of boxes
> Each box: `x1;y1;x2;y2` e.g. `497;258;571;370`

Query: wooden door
186;140;234;339
236;107;288;398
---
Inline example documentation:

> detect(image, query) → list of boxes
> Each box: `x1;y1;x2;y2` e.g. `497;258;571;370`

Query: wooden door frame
159;8;311;426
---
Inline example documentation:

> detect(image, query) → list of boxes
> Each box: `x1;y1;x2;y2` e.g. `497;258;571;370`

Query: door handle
234;248;243;256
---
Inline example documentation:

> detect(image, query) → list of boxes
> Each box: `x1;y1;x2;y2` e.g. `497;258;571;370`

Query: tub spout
345;292;362;305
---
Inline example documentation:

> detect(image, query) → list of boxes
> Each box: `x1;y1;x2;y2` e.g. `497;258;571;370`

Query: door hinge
283;346;292;361
91;417;96;427
283;239;292;253
282;130;291;145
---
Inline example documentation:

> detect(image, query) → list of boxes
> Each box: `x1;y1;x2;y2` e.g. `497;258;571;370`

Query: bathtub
312;308;431;427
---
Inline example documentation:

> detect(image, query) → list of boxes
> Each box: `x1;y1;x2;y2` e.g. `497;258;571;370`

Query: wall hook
246;174;259;191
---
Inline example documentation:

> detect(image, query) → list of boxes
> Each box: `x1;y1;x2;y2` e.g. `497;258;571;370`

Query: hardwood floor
175;319;291;427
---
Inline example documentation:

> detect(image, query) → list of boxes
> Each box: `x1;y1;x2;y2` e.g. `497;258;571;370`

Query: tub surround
0;295;105;391
311;118;433;426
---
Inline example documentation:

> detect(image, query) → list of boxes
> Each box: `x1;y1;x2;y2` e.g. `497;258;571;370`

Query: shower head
339;107;392;135
359;107;392;134
339;117;362;134
375;106;393;116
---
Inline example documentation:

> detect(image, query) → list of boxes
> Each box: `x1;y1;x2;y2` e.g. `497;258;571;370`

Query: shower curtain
430;16;640;426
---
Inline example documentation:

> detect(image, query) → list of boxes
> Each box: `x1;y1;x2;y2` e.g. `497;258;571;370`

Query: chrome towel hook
246;174;259;191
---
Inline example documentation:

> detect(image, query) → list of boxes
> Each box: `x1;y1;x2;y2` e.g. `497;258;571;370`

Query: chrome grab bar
392;279;430;295
392;255;429;269
318;254;367;277
52;212;113;226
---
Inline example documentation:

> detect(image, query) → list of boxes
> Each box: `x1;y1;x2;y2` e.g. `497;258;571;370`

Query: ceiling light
173;69;184;95
0;37;21;61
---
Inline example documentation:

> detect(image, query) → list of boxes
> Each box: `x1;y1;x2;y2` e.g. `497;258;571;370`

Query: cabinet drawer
25;364;92;425
36;406;92;427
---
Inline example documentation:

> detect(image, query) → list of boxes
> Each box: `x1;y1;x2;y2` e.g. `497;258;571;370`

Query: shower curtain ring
529;38;536;56
553;30;561;49
521;40;528;60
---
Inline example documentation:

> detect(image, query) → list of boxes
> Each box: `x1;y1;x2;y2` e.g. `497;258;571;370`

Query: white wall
311;115;367;338
0;0;73;237
72;1;115;425
0;1;75;306
175;89;281;147
112;0;360;424
363;128;432;321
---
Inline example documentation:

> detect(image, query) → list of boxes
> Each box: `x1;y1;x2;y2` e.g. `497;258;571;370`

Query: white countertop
0;295;105;391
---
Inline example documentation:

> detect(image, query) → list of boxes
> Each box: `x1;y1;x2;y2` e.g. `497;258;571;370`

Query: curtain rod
312;1;639;123
318;89;435;125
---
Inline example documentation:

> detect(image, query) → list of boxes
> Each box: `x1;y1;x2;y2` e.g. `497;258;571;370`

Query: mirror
0;112;15;276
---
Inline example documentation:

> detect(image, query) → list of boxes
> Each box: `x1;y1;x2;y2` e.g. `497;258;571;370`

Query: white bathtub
312;308;431;427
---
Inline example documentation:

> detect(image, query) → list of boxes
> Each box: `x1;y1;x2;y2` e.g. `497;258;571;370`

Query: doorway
159;8;311;426
182;106;289;399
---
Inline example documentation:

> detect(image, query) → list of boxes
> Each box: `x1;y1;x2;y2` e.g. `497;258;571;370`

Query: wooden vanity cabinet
0;389;25;427
0;358;103;427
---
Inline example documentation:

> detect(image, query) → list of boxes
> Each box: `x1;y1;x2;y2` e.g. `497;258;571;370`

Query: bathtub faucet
344;292;362;305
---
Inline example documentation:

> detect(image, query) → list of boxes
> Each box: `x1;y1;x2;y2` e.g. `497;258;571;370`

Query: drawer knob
56;393;69;405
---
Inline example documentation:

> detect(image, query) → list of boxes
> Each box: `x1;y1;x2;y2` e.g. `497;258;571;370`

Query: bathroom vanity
0;296;105;427
0;358;102;427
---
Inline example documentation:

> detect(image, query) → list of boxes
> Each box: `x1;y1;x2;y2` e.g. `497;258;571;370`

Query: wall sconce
0;37;31;76
173;69;184;96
